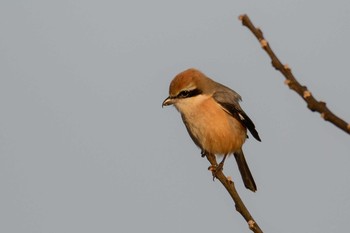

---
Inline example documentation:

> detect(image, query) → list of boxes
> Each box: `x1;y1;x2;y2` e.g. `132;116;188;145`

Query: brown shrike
162;68;261;192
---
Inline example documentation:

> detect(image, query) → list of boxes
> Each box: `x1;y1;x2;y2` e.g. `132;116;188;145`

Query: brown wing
212;85;261;142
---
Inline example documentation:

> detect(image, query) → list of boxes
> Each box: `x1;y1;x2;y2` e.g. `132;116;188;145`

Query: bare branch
205;153;263;233
239;14;350;135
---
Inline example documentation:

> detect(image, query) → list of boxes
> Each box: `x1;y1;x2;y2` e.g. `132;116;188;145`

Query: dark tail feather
234;149;257;192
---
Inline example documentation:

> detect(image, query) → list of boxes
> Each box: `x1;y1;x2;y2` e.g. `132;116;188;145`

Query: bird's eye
178;90;190;98
177;89;202;98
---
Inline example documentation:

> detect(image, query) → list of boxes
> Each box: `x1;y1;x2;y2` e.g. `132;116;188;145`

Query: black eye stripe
177;88;202;98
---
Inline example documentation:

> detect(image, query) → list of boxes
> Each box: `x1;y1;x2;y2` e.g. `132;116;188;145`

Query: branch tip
240;13;350;135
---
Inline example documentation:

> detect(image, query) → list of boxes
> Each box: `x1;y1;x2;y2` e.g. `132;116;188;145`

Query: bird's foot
201;150;207;158
208;162;224;181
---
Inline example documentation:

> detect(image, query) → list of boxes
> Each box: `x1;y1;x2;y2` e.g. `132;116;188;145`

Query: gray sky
1;1;350;232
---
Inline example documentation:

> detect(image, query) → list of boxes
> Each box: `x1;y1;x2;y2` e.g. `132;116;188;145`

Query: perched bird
162;68;261;192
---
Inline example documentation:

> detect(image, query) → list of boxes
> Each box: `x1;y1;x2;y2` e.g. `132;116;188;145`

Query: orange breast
182;96;247;155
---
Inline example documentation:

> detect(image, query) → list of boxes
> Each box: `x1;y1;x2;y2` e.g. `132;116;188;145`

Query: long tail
234;149;257;192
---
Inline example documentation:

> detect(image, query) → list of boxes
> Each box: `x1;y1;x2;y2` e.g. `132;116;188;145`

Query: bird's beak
162;96;174;107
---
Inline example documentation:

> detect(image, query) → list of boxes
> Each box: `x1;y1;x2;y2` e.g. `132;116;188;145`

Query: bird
162;68;261;192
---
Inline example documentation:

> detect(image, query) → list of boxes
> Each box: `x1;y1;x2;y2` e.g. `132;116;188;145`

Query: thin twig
205;153;263;233
239;14;350;135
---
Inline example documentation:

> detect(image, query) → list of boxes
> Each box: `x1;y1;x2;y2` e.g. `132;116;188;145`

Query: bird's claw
208;163;224;181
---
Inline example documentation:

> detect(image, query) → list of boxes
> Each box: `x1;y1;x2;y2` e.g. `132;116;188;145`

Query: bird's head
162;68;213;107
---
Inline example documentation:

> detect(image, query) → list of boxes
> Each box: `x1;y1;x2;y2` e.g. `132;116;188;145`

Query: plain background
1;1;349;232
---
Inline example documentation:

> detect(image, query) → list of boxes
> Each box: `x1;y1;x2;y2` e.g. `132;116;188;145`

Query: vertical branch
206;153;263;233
